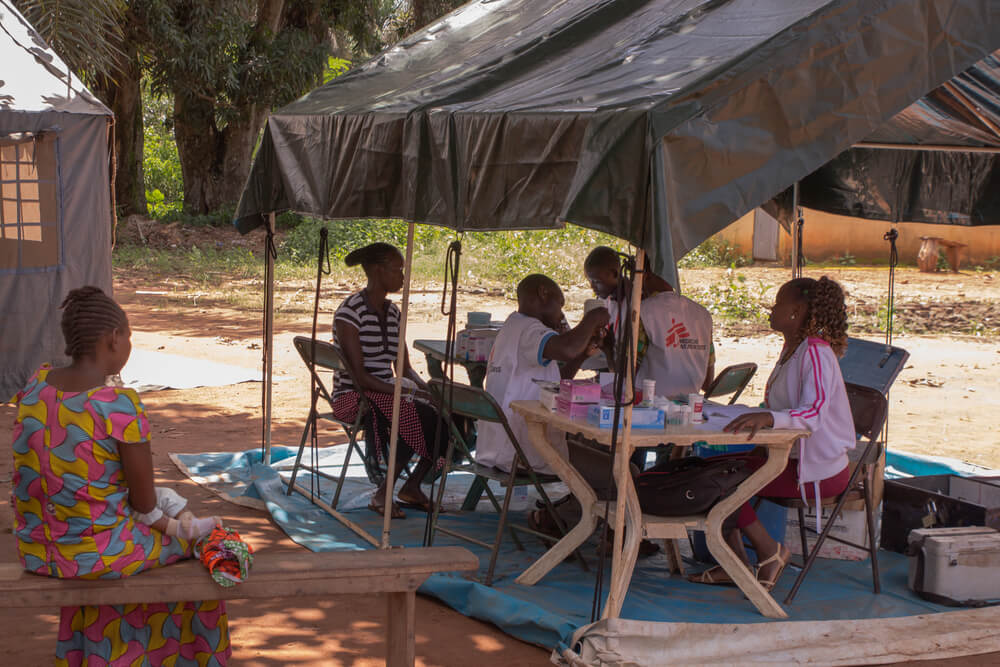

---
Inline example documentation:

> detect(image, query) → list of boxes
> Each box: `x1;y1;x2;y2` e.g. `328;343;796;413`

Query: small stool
917;237;967;273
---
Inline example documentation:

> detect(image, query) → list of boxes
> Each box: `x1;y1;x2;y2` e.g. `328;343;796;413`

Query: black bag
636;456;754;516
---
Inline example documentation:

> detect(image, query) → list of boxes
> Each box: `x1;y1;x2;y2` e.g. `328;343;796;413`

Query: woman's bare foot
397;484;434;512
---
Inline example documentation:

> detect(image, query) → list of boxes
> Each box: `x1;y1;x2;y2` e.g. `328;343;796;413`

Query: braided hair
344;242;401;271
786;276;848;357
60;286;128;359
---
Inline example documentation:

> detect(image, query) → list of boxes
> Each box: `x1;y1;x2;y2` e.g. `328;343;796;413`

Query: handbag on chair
637;456;753;516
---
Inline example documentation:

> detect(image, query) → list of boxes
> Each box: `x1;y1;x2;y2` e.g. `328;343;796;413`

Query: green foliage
937;249;950;272
834;252;857;266
973;256;1000;272
278;219;625;289
12;0;125;82
323;57;352;84
876;297;898;333
114;243;259;283
691;270;770;323
142;85;183;218
678;238;751;268
280;218;449;265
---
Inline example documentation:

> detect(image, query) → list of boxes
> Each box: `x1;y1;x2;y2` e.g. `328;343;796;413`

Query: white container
786;505;877;561
539;387;559;412
907;526;1000;603
641;379;656;407
688;393;704;423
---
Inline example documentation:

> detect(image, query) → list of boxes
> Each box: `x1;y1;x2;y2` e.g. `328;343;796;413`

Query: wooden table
510;400;808;620
414;339;488;388
415;339;608;389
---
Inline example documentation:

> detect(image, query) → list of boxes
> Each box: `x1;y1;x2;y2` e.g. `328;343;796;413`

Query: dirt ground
2;252;999;665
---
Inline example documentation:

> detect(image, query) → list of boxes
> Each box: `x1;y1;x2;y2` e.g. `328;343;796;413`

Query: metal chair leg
485;467;519;586
286;415;314;495
863;468;881;594
427;435;458;548
797;506;809;567
330;432;356;509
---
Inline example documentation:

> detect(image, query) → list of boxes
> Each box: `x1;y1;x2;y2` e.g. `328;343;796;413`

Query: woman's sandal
686;565;737;586
368;498;406;519
756;544;791;592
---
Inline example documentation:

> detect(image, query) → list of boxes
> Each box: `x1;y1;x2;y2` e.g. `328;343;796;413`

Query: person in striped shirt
332;242;444;519
691;276;855;591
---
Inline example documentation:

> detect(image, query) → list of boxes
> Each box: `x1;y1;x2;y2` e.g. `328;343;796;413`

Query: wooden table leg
386;590;416;667
702;443;793;619
515;418;598;586
602;466;642;619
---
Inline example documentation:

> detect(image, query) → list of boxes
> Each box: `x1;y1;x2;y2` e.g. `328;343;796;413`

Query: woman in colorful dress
11;286;230;666
332;242;446;519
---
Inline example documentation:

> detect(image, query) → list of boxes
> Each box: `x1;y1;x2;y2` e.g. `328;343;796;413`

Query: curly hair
60;286;128;359
786;276;848;356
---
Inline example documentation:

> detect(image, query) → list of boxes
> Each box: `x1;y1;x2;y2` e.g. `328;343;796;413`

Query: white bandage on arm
155;486;188;518
131;506;164;526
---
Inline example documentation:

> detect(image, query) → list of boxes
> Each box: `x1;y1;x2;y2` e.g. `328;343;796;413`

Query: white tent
0;0;114;400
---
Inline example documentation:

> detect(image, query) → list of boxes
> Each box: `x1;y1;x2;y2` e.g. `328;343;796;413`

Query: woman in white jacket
690;276;854;591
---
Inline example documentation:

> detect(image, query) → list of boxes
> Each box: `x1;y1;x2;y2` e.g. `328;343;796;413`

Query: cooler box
882;474;1000;553
906;526;1000;605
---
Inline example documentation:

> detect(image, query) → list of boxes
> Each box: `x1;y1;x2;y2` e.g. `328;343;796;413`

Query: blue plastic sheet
171;446;992;651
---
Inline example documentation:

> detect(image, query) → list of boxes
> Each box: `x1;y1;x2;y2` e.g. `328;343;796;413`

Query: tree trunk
412;0;464;31
173;94;266;214
92;48;145;216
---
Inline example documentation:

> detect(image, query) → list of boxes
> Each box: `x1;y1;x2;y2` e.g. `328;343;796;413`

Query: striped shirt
333;291;399;394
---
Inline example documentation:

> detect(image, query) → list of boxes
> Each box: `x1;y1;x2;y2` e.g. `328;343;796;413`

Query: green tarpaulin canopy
234;0;1000;283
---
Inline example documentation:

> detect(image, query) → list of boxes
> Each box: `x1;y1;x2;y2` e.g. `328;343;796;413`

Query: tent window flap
0;131;62;273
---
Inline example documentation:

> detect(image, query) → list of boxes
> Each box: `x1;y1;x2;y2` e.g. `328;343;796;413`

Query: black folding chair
761;382;889;604
426;379;586;586
286;336;369;508
838;337;910;395
704;362;758;405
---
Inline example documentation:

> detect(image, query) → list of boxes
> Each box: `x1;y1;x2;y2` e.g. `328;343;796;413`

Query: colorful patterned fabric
12;366;231;665
194;526;254;588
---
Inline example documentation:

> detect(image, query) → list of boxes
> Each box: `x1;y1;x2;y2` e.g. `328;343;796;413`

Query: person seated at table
476;273;609;478
333;242;446;519
690;276;855;591
584;246;715;398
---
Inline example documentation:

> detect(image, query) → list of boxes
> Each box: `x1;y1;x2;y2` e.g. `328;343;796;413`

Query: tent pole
604;248;644;619
791;183;801;279
381;221;416;549
853;142;1000;154
263;212;276;465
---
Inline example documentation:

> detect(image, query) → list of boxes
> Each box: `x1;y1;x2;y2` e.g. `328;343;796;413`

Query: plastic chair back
844;382;888;465
704;362;757;404
839;338;909;395
428;379;505;424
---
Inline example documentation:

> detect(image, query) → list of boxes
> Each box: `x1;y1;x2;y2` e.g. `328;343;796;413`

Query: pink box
559;379;601;403
555;395;593;420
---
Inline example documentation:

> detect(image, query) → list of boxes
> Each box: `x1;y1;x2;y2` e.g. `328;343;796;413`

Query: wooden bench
918;236;967;273
0;546;478;667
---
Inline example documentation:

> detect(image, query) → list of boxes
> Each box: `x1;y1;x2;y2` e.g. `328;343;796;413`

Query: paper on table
695;402;762;430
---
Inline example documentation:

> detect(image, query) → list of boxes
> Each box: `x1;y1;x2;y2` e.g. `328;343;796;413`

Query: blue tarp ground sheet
171;446;984;652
